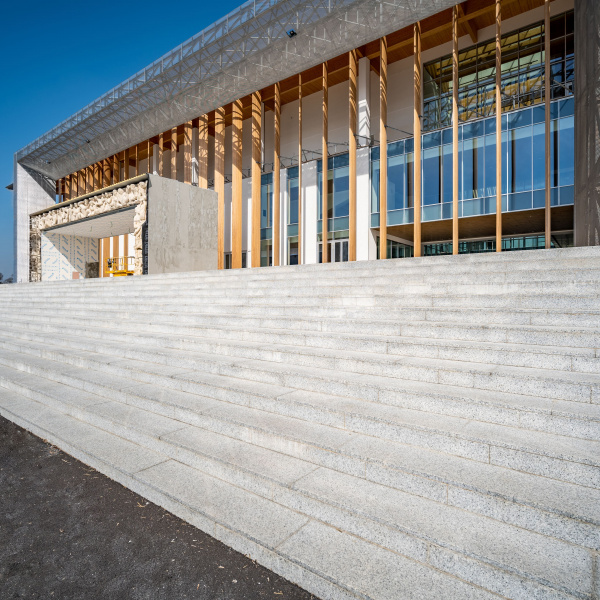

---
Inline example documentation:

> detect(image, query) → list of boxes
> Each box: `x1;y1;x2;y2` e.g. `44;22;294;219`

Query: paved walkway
0;416;316;600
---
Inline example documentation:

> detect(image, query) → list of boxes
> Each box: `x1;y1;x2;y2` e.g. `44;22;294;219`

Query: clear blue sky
0;0;242;279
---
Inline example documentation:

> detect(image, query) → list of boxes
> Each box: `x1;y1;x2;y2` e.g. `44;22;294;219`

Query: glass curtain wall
371;98;574;225
287;166;299;265
317;153;351;262
260;172;273;266
422;10;573;131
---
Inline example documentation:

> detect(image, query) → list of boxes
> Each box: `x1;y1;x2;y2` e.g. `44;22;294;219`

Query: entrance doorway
319;238;349;263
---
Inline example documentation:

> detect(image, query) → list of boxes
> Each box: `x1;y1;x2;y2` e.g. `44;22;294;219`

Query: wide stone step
0;370;596;600
4;312;600;377
2;324;599;409
3;317;600;442
0;342;598;494
4;303;600;344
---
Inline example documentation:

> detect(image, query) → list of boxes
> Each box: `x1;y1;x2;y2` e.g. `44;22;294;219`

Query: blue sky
0;0;241;279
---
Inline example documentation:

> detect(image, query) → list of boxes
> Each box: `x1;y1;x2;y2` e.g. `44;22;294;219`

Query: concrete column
243;177;252;267
192;126;199;186
358;56;371;141
280;168;288;266
356;146;371;261
152;144;159;175
574;0;600;246
13;158;55;283
303;161;318;265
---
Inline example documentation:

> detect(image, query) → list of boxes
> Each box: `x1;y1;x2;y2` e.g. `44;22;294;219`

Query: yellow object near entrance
106;256;135;276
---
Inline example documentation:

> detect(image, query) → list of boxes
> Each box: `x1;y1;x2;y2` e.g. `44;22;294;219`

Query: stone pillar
302;161;318;265
356;146;371;261
358;56;371;141
13;157;55;283
574;0;600;246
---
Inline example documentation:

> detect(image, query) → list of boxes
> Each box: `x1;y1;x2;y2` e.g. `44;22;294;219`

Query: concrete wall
41;233;98;281
14;159;55;283
574;0;600;246
147;174;218;274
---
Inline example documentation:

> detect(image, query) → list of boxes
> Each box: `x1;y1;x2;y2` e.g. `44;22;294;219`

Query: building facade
12;0;600;282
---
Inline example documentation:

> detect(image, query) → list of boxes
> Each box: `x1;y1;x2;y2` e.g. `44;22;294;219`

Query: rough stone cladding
29;181;147;282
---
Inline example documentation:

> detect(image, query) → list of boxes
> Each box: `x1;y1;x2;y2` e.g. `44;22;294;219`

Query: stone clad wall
29;181;147;282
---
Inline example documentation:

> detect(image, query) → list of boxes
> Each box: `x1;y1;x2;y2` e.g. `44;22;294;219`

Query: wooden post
414;22;422;257
124;148;130;180
298;74;303;264
251;92;262;267
452;6;459;255
103;159;111;188
86;166;93;193
93;163;100;190
110;155;117;184
380;37;388;260
349;50;358;262
102;238;110;277
147;140;152;174
65;175;71;201
322;63;329;263
544;0;551;248
198;114;209;188
158;133;164;176
495;0;502;252
184;121;192;184
232;99;243;269
273;83;281;267
171;127;178;181
215;107;226;269
132;145;138;176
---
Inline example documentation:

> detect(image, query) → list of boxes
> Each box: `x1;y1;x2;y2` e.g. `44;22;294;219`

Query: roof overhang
17;0;456;181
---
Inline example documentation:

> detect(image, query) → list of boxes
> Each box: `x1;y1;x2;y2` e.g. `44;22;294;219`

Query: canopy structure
16;0;455;180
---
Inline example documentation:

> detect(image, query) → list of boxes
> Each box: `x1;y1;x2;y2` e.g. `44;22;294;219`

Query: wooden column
273;83;281;267
215;107;226;270
379;37;388;260
171;127;178;181
349;50;358;262
158;133;164;176
112;154;121;183
198;114;209;188
544;0;551;248
103;159;111;188
413;22;422;257
124;148;130;180
495;0;502;252
322;63;329;263
94;163;101;190
232;100;243;269
298;74;303;264
102;238;110;276
65;175;71;201
147;140;152;174
452;6;459;255
132;145;138;176
251;92;262;267
184;121;192;184
86;166;93;193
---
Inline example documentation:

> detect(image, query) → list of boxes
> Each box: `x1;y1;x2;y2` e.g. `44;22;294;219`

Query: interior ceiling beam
458;3;478;44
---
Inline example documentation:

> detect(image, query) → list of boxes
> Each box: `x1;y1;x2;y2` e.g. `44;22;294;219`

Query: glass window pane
558;116;574;186
388;154;405;211
442;144;453;204
288;178;298;224
423;146;441;205
484;134;496;198
532;122;545;190
333;165;349;217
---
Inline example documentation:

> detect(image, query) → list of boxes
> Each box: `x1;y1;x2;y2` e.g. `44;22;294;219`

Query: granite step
0;342;598;493
0;368;595;600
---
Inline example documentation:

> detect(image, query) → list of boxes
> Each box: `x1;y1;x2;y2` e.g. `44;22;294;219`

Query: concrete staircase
1;246;599;600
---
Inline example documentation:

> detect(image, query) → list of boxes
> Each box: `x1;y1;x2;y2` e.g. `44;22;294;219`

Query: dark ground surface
0;416;316;600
